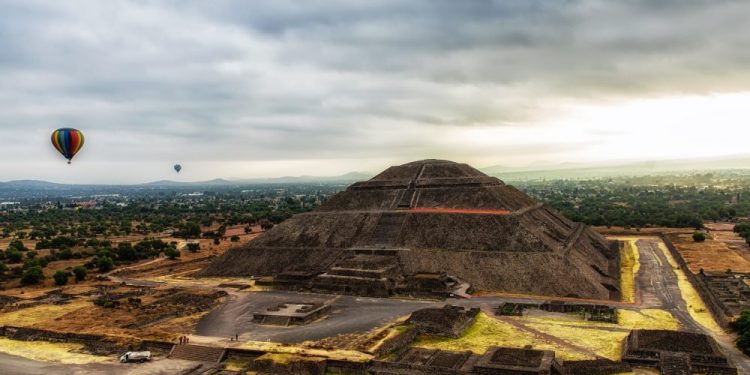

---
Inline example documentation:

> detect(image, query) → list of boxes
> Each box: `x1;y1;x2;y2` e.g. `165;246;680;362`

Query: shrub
53;270;71;286
186;243;200;252
693;231;706;242
20;266;44;285
6;249;22;263
97;256;114;273
230;235;240;242
164;247;180;260
93;297;119;309
73;265;87;281
58;247;73;260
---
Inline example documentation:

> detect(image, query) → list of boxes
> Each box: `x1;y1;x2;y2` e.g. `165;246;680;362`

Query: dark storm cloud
0;0;749;171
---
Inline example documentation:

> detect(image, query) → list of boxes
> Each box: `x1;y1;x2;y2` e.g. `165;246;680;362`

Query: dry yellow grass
0;300;90;327
413;313;591;361
618;239;640;303
238;341;371;362
656;242;723;333
0;337;110;365
414;308;684;362
669;233;750;273
617;309;679;331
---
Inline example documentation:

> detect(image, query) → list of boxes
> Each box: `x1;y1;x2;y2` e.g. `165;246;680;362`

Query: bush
6;249;22;263
230;235;240;242
97;256;114;273
8;239;26;251
58;247;73;260
21;266;44;285
164;247;180;260
73;265;87;281
93;297;119;309
53;270;71;286
693;231;706;242
186;243;200;252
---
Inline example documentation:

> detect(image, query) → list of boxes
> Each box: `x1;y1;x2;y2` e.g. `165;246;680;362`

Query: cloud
0;0;749;182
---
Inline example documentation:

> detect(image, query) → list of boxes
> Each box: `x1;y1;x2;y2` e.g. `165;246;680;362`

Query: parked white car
119;351;151;363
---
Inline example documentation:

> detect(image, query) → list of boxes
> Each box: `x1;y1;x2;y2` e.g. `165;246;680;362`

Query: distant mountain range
481;155;750;180
0;172;373;189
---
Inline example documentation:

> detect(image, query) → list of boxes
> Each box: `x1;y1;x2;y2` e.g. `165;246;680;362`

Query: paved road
0;352;198;375
196;290;436;342
632;238;750;373
633;239;704;332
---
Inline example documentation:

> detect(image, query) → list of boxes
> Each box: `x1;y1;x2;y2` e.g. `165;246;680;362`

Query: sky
1;0;749;183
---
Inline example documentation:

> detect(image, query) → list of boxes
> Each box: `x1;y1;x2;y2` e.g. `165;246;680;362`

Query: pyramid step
371;213;406;246
169;344;226;363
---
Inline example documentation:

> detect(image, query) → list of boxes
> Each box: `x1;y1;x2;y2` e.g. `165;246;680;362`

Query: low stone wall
660;235;732;329
562;359;631;375
0;325;176;356
372;326;418;357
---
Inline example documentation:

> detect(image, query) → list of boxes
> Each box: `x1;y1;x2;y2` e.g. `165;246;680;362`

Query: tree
20;266;44;285
7;239;26;251
53;270;71;286
177;222;201;239
164;247;180;260
230;235;240;242
97;256;114;273
693;231;706;242
6;249;22;263
186;243;200;252
73;265;87;281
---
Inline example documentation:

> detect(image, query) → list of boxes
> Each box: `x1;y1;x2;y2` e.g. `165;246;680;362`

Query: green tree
693;231;706;242
97;256;114;273
20;266;44;285
6;249;22;263
53;270;71;286
73;265;87;281
164;247;180;260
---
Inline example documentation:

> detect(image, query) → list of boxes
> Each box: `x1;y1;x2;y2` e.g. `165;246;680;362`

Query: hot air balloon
174;164;182;173
51;128;85;164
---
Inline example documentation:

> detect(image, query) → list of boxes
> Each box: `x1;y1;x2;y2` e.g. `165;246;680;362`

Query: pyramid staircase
659;352;691;375
168;344;226;363
371;212;407;246
311;248;404;297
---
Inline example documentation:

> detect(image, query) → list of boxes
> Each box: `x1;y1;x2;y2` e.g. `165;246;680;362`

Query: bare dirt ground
668;228;750;274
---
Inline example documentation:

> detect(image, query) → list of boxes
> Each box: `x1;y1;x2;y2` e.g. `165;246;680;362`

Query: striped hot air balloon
51;128;85;164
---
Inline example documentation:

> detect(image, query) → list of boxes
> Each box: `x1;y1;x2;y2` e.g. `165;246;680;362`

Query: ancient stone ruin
252;302;331;326
201;159;620;300
370;346;561;375
622;329;737;374
407;305;480;338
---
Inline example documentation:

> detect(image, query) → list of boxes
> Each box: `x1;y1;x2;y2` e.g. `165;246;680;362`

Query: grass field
414;307;681;362
618;239;640;303
0;337;110;365
0;300;91;327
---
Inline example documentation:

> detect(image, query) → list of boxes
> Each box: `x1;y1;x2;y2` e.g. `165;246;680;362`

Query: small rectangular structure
371;346;560;375
252;302;331;326
407;305;480;338
473;347;556;375
622;330;737;375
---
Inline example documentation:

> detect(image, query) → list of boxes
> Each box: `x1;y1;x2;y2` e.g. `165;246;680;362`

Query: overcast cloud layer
1;0;749;183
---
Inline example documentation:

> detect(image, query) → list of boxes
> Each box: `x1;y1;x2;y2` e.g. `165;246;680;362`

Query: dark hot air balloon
51;128;84;164
174;164;182;173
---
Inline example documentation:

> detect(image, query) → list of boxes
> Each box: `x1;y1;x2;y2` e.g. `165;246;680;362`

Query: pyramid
200;160;620;300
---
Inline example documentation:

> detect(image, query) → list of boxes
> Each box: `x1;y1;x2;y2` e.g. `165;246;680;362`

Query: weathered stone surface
201;159;619;300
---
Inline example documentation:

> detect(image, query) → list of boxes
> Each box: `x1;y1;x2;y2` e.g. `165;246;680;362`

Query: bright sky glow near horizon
1;1;749;184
